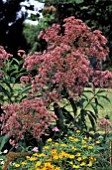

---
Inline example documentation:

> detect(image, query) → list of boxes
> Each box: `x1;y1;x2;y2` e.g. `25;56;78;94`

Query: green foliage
0;135;10;152
0;56;27;104
52;88;111;136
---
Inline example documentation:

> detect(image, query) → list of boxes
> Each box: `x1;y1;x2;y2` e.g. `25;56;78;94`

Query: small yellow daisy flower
88;161;93;167
60;143;66;147
33;153;39;157
26;156;30;159
77;153;81;156
15;164;20;167
73;138;79;142
80;162;85;166
29;157;37;161
89;156;93;160
35;161;41;167
55;142;59;146
69;161;73;165
76;130;80;133
88;145;93;149
73;165;80;169
55;167;61;170
94;157;97;161
72;147;77;151
21;161;27;165
43;146;49;149
77;157;82;161
69;155;75;159
47;138;52;142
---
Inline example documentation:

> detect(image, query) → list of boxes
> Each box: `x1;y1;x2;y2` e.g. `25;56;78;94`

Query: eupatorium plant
24;16;111;101
1;16;112;146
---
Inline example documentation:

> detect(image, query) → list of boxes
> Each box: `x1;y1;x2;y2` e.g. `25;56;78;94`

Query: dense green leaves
0;56;27;104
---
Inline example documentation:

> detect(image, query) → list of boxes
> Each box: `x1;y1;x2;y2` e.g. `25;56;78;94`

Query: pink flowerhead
32;147;39;152
52;127;59;132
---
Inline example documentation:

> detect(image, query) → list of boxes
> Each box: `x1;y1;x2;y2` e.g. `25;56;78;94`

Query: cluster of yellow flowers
12;130;100;170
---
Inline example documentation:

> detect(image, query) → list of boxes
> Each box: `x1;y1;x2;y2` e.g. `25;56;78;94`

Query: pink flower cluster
1;16;112;146
1;98;57;145
97;118;111;133
23;16;111;102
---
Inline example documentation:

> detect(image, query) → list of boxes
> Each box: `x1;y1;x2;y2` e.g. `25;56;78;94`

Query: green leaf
0;135;10;151
0;77;12;90
87;113;96;130
10;77;16;84
97;95;110;103
81;94;89;101
12;58;20;65
0;84;11;99
84;89;93;94
10;70;19;76
87;110;98;121
77;98;86;108
96;90;105;94
18;83;32;95
90;103;98;116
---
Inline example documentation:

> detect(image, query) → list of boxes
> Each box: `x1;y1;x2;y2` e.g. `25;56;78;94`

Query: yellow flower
73;165;80;169
55;142;59;146
73;138;79;142
80;162;85;166
15;164;20;167
69;161;73;165
89;156;93;160
69;155;75;159
29;157;37;161
69;136;74;140
58;154;63;159
88;161;93;167
44;162;54;169
77;157;82;161
43;146;49;149
51;149;57;154
72;147;77;151
88;145;93;149
60;151;68;157
21;161;27;165
96;140;100;144
89;137;92;140
26;156;30;159
38;153;46;157
60;143;66;147
76;130;80;133
47;138;52;142
82;139;86;144
77;153;81;156
46;158;52;162
33;153;39;157
35;161;41;167
94;157;97;161
55;167;61;170
84;137;87;140
53;155;59;160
